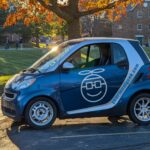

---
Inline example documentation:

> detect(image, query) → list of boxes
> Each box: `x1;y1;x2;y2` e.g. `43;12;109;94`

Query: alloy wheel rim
29;101;54;126
134;97;150;122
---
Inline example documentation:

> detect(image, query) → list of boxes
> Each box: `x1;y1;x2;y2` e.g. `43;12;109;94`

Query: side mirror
62;62;74;70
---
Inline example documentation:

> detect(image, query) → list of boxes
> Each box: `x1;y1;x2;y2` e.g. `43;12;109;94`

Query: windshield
29;42;79;73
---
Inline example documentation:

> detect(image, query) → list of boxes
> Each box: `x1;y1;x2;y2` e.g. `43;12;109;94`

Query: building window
115;24;122;30
118;25;123;30
149;10;150;17
137;11;143;18
143;2;148;8
137;24;142;30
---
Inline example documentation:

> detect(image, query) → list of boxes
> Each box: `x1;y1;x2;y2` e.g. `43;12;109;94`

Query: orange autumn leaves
1;0;144;28
2;0;63;27
0;0;9;10
79;0;143;21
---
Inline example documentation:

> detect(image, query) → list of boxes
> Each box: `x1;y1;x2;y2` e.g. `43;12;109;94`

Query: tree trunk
35;36;39;48
67;18;81;39
34;24;40;48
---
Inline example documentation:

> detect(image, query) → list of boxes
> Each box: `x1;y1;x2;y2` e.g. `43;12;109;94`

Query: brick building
112;0;150;46
81;15;112;37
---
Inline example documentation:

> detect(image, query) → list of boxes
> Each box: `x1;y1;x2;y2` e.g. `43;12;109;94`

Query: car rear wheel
25;97;57;129
128;93;150;125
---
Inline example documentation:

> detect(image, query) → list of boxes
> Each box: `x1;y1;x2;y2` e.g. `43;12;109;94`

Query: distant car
1;38;150;129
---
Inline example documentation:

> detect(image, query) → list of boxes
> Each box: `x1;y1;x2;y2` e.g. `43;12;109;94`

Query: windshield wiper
22;68;41;73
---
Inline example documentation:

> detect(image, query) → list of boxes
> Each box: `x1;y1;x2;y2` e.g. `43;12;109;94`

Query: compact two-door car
1;38;150;129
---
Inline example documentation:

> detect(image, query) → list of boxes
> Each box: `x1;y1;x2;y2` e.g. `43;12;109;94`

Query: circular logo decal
79;69;107;103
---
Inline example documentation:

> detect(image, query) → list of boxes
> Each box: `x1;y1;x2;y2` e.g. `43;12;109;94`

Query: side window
89;45;101;61
66;43;111;70
111;43;128;67
80;46;88;64
87;45;101;68
98;44;111;66
67;46;89;69
88;44;111;67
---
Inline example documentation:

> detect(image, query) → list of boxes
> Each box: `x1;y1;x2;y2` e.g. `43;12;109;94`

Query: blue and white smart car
1;38;150;128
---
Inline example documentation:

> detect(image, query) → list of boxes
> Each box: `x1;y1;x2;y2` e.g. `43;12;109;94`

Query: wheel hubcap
134;97;150;122
29;101;54;126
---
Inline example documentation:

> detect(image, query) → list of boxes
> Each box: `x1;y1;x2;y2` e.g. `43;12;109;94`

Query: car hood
5;72;40;90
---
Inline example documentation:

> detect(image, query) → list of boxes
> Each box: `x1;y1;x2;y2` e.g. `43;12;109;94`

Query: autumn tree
0;0;143;39
0;9;33;45
49;21;67;40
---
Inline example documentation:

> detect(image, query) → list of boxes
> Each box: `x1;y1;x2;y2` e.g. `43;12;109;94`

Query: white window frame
137;11;143;18
137;24;142;30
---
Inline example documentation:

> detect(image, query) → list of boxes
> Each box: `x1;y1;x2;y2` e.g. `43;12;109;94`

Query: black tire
128;93;150;125
25;97;57;129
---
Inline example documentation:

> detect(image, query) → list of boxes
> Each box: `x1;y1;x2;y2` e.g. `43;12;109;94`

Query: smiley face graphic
79;69;107;103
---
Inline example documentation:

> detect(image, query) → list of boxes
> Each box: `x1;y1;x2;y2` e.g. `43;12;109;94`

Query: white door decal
79;69;107;103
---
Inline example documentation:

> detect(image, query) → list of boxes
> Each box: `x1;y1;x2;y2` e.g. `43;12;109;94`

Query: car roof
66;37;138;43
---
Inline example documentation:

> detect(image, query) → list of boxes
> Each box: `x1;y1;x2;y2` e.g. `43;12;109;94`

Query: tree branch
69;0;79;11
79;0;130;17
79;1;116;17
37;0;72;21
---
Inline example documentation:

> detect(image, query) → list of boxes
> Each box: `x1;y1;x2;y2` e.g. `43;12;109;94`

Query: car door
60;43;129;112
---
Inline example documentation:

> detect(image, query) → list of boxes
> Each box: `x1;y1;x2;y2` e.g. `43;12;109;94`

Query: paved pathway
1;108;150;150
1;97;150;150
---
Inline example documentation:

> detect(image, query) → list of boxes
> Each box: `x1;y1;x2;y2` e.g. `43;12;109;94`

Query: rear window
111;43;128;65
129;41;149;63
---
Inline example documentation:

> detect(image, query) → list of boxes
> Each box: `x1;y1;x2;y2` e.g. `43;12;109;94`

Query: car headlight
12;77;36;90
5;74;19;89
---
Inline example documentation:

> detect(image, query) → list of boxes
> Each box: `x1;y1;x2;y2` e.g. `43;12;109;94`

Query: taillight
147;75;150;79
147;67;150;71
146;66;150;79
135;65;150;82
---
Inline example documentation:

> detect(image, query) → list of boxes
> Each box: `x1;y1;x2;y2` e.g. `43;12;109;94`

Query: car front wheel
128;93;150;125
25;97;57;129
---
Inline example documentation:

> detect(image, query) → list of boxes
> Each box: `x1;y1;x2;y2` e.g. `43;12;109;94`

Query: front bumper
1;89;22;121
1;99;16;118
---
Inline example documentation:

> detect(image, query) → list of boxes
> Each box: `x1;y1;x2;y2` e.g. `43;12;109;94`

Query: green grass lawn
0;49;46;75
0;49;47;94
145;48;150;57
